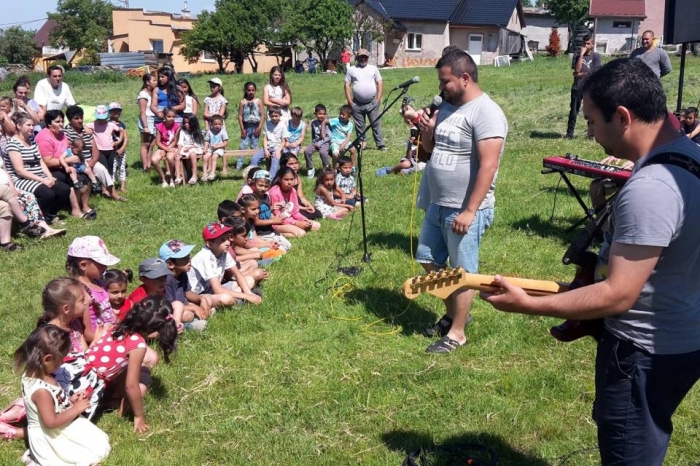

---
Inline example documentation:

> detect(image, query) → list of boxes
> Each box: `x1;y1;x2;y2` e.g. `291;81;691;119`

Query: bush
50;60;72;71
76;50;101;66
545;28;561;57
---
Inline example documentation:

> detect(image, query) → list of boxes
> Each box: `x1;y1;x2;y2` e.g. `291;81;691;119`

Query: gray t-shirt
630;47;672;78
426;93;508;209
345;64;381;103
603;136;700;354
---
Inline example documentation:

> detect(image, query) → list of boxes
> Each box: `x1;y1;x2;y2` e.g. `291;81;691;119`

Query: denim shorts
416;204;494;273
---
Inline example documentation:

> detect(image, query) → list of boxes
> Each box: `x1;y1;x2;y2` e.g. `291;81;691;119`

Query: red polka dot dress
85;333;148;382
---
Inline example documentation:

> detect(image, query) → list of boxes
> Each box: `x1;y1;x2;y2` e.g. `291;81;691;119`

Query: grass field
1;55;700;465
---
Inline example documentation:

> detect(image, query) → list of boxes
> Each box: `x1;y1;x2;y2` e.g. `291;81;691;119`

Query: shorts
137;116;156;135
208;148;225;157
416;204;494;273
72;163;87;174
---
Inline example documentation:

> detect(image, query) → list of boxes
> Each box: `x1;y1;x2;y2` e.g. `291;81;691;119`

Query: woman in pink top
268;166;320;238
35;110;93;217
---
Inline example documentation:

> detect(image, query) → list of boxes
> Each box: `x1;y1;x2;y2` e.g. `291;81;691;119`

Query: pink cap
67;236;120;266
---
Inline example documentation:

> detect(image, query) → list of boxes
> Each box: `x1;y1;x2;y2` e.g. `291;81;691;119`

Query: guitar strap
562;150;700;265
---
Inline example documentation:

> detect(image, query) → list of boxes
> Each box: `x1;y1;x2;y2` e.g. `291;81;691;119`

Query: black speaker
664;0;700;44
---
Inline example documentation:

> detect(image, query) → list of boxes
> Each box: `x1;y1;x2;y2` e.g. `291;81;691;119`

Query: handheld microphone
393;76;420;90
410;95;443;125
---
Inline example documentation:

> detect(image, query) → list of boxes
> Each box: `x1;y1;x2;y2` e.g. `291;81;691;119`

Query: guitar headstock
402;268;466;300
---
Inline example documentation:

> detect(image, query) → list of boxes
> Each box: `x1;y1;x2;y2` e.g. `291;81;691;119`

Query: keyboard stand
542;168;595;232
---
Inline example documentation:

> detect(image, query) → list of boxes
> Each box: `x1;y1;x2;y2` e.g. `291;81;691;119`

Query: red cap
202;222;232;241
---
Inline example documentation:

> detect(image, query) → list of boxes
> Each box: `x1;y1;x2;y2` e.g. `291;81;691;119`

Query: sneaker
169;181;175;188
73;180;84;190
307;167;316;179
200;173;209;182
184;319;207;331
188;177;197;185
377;146;388;151
19;221;45;238
91;181;102;193
174;177;182;185
375;167;391;177
162;181;168;188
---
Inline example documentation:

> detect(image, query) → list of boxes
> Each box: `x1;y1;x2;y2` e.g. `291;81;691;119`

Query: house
639;0;666;44
348;0;526;67
521;7;567;52
31;19;74;71
590;0;646;54
109;5;278;74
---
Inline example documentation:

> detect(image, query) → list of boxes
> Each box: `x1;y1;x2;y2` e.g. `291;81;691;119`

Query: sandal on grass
424;314;473;338
426;336;466;354
80;209;97;220
0;397;25;424
0;242;22;252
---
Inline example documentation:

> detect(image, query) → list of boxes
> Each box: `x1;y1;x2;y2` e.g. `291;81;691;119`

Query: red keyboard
543;154;631;185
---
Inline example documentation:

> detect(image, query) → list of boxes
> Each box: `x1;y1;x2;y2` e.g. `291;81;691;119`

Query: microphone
393;76;420;90
425;95;443;118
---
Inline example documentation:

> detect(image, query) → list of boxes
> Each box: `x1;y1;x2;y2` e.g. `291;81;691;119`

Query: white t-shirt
345;65;382;103
137;90;154;118
184;95;194;114
187;246;235;294
264;84;290;120
33;78;76;111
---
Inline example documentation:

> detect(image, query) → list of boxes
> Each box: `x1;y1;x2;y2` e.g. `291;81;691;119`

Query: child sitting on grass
375;126;426;176
218;200;274;275
247;170;293;251
280;153;321;220
269;166;321;237
104;268;134;320
225;213;285;264
315;167;353;220
159;239;214;329
237;166;261;201
335;155;367;206
187;222;262;307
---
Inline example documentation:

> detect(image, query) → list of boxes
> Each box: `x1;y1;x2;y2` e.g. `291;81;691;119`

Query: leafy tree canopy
48;0;113;54
0;27;38;66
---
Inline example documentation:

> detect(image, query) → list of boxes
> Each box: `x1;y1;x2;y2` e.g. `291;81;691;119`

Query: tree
351;4;388;54
545;28;561;57
284;0;354;70
48;0;113;55
180;10;232;73
545;0;589;51
0;27;38;66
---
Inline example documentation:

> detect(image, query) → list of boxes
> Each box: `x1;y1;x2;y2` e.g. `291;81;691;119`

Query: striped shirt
4;137;47;192
63;126;94;161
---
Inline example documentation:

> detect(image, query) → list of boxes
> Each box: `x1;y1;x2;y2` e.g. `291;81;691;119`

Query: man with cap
344;49;387;151
188;222;262;308
159;239;211;331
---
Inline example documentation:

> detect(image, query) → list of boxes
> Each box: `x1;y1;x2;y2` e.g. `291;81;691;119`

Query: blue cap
158;239;195;261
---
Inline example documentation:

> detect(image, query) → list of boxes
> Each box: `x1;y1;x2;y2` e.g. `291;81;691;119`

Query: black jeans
593;329;700;465
33;179;72;217
567;88;583;137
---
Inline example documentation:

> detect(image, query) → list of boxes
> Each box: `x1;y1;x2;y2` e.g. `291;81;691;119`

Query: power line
0;18;48;28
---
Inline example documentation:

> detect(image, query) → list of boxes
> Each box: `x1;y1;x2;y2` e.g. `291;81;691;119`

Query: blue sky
2;1;217;30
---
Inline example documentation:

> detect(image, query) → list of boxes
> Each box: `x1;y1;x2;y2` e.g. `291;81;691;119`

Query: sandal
80;209;97;220
188;177;197;185
0;421;20;440
425;336;466;354
114;196;127;202
174;177;182;185
0;398;25;424
424;314;472;338
0;242;22;252
41;228;66;239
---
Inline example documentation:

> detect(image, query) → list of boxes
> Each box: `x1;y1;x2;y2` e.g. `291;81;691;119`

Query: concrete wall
595;18;640;53
522;15;567;50
394;21;449;68
639;0;666;43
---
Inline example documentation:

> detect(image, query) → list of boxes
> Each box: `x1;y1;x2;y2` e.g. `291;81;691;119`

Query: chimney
181;1;191;18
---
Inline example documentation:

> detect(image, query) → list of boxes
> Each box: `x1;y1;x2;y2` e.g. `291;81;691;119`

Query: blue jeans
416;204;494;273
594;328;700;465
250;146;280;180
239;123;260;150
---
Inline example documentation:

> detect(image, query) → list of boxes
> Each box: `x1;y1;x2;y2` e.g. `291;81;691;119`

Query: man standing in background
630;30;672;79
344;49;387;151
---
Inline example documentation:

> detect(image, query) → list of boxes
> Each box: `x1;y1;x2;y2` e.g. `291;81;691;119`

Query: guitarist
483;58;700;465
416;50;508;353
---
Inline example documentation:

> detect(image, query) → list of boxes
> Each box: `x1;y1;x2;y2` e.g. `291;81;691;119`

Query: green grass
1;56;700;465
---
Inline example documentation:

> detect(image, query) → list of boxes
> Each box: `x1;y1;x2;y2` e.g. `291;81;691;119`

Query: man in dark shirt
566;33;601;139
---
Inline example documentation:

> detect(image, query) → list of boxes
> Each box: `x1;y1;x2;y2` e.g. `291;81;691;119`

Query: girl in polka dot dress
85;296;178;434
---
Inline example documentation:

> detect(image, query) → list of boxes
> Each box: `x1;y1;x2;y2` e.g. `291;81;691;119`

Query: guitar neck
403;268;569;300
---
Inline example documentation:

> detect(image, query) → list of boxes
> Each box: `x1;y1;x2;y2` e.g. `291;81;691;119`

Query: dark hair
13;76;31;93
141;73;155;90
243;81;256;98
114;296;177;363
279;153;299;170
218;199;242;220
238;194;258;209
686;107;699;117
182;114;204;145
441;45;461;56
70;136;84;150
314;103;326;114
337;155;352;167
163;107;177;117
157;67;182;108
44;109;65;127
582;33;593;42
37;278;84;327
66;105;83;120
177;78;199;104
11;112;33;128
246;166;261;182
210;114;224;124
65;256;84;278
436;50;478;83
104;269;134;288
273;166;295;186
315;166;336;189
14;325;72;378
222;216;248;235
47;65;63;75
581;58;667;123
339;104;352;115
267;105;282;116
290;106;303;118
268;66;290;97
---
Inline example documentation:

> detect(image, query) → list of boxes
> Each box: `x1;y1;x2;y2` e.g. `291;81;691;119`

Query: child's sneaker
73;180;84;190
208;172;216;181
184;319;207;331
307;167;316;179
375;167;391;177
91;180;102;193
236;158;244;170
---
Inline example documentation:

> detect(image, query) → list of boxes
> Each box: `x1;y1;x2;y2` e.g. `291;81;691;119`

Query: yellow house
109;4;279;74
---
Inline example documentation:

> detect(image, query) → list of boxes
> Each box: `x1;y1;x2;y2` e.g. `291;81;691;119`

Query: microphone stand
341;85;412;264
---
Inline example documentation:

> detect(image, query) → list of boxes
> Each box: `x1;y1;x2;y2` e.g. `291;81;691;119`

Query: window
486;33;498;52
201;51;216;63
613;21;632;29
150;39;164;54
406;33;422;51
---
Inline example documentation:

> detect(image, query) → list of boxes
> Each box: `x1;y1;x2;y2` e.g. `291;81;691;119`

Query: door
468;34;483;65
